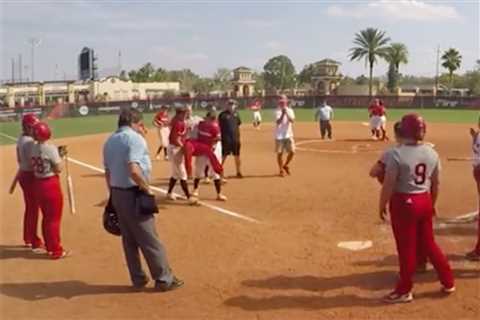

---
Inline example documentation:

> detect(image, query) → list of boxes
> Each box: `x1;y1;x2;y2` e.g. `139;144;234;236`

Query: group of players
10;97;479;304
12;114;69;259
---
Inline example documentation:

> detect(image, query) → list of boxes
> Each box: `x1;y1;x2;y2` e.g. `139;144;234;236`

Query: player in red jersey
192;110;227;201
153;105;170;160
166;105;197;204
250;99;263;129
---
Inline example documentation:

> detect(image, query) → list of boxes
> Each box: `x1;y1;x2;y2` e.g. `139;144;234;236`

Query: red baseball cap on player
22;113;39;129
400;113;426;141
32;122;52;142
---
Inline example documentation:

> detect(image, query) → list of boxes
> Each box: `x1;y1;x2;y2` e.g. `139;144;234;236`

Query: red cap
400;113;426;141
32;122;52;142
22;114;39;129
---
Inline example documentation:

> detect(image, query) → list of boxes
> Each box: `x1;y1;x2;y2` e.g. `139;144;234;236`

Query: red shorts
473;165;480;183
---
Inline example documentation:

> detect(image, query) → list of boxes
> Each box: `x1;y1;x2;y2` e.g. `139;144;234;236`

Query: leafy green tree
298;64;316;86
263;55;296;92
385;43;408;92
441;48;462;92
212;68;232;91
253;72;265;93
349;28;390;96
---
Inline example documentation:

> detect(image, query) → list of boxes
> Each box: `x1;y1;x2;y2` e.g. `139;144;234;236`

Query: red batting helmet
32;122;52;142
400;113;426;141
22;113;39;129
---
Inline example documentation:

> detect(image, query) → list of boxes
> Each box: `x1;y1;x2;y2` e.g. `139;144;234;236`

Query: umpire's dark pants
111;187;173;286
319;120;332;139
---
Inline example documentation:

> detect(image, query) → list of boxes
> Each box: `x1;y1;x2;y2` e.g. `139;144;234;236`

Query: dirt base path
1;121;478;319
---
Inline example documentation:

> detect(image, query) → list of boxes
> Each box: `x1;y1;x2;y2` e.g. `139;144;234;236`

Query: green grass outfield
0;108;477;145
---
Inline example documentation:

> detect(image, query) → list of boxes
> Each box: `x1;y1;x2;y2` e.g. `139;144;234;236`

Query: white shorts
380;116;387;128
253;111;262;122
156;127;170;147
206;142;222;178
370;116;382;130
167;145;187;180
195;155;220;180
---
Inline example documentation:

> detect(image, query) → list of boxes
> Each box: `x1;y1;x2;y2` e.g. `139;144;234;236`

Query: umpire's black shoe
154;277;184;292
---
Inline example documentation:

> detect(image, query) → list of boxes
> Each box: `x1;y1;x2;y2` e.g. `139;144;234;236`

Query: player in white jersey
466;117;480;261
379;113;454;303
31;122;70;259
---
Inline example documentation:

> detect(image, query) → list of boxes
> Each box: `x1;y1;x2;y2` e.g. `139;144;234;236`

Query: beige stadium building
0;76;180;108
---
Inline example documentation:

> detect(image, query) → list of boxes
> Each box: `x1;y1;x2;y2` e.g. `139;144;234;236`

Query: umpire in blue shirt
103;108;183;292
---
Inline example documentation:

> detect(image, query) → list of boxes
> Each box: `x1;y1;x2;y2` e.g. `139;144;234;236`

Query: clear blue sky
1;0;478;82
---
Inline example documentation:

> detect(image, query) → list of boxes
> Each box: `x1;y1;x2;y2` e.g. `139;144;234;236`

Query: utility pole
28;37;42;82
11;58;15;83
118;50;122;76
19;54;23;82
435;45;440;95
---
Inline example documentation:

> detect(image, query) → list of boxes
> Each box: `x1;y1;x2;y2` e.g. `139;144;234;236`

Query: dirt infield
1;121;479;319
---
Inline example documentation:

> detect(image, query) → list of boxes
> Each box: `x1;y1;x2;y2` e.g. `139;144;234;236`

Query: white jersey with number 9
384;144;440;194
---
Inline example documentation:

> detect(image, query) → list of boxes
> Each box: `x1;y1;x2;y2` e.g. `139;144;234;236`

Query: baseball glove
103;195;121;236
58;145;68;158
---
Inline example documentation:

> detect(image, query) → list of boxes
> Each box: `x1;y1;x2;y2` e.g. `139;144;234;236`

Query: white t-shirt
275;107;295;140
16;135;35;171
316;105;333;121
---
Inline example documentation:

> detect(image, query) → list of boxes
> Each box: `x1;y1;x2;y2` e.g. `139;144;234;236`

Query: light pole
28;37;42;81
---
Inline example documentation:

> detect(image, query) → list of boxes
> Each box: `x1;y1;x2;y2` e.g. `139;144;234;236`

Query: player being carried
153;105;170;160
192;109;227;201
249;98;263;129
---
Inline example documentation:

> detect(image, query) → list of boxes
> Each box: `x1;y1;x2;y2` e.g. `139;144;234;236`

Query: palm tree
385;43;409;92
441;48;462;92
349;28;390;96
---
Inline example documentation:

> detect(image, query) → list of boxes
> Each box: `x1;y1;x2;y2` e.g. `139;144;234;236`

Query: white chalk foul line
67;157;260;224
1;131;259;224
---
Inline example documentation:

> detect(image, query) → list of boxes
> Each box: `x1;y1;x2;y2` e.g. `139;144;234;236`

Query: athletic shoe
155;155;161;160
154;276;184;292
283;165;291;175
51;250;71;260
441;286;456;294
32;245;47;254
166;193;177;201
465;250;480;261
221;178;228;185
216;194;227;201
236;173;243;179
192;189;199;197
164;155;169;161
132;279;149;291
24;243;32;248
382;291;413;304
203;177;211;184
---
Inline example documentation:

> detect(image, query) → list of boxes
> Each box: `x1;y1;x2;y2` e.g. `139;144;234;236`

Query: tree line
121;27;479;96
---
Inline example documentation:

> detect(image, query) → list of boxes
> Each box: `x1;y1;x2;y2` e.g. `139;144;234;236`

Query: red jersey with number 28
383;143;439;194
169;118;187;146
197;120;220;146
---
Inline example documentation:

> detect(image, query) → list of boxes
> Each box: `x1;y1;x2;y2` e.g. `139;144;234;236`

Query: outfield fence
1;95;478;122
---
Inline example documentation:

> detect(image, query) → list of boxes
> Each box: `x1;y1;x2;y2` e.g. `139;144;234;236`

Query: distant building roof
233;66;253;72
317;59;341;65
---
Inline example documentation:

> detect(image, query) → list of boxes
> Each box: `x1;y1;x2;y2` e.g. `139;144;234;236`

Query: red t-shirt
169;117;187;146
197;120;220;146
368;103;378;117
250;101;262;111
154;111;169;127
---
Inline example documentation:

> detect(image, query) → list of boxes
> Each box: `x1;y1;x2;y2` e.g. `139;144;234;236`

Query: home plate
337;241;373;251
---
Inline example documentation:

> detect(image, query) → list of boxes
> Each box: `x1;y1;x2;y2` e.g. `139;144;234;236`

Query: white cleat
203;177;211;184
166;193;177;201
192;189;199;197
216;194;227;201
441;286;456;294
383;291;413;304
188;196;199;206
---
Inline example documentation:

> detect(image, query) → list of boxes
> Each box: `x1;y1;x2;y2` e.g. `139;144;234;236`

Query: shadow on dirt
0;245;50;260
0;281;135;300
224;269;479;311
